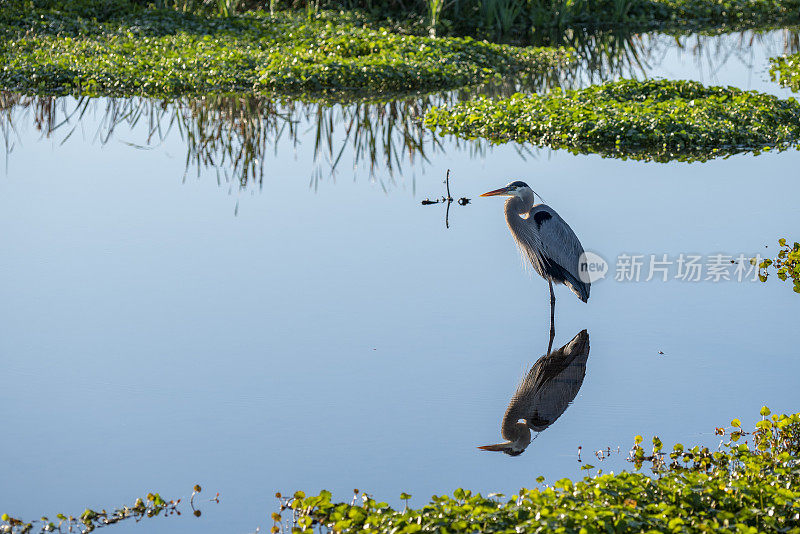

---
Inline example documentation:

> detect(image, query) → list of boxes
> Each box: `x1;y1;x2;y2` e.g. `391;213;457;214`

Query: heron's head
477;442;527;456
480;181;532;199
477;422;531;456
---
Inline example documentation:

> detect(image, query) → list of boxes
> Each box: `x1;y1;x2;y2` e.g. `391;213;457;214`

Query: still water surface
1;27;799;533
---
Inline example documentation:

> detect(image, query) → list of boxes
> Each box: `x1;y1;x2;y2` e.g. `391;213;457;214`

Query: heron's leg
547;278;556;354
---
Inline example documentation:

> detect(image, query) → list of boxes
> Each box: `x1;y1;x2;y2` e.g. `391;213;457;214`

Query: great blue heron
478;329;590;456
480;181;590;352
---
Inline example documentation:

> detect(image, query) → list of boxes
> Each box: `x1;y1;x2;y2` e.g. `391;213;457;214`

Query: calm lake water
1;27;799;533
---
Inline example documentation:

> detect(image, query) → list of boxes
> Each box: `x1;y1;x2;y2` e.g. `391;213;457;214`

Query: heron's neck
502;420;532;449
504;196;532;219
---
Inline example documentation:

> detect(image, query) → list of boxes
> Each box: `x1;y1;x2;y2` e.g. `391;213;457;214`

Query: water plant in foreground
424;79;800;162
771;53;800;92
269;407;800;533
0;486;215;534
0;1;571;99
756;238;800;293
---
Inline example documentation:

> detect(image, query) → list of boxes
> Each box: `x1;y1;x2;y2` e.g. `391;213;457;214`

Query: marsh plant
771;52;800;91
0;486;216;534
141;0;244;15
281;0;799;40
267;408;800;533
478;0;526;38
0;2;572;98
756;238;800;293
0;37;572;188
425;79;800;162
4;410;800;533
426;0;447;35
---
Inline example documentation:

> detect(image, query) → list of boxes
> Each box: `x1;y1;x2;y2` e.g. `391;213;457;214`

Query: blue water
1;28;798;533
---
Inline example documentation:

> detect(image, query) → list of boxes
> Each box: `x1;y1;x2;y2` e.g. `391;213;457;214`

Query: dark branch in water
420;168;470;229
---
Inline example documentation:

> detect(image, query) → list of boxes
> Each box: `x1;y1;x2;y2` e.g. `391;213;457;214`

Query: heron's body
504;199;590;303
479;329;590;456
481;181;590;352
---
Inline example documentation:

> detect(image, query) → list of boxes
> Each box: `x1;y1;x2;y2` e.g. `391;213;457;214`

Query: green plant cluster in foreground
1;493;178;533
757;238;800;293
0;485;214;533
3;409;800;533
0;0;570;98
424;79;800;162
271;408;800;533
771;53;800;92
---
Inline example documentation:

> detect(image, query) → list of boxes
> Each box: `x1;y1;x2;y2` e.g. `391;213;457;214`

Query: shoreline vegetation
758;238;800;292
275;409;800;533
771;53;800;92
424;79;800;162
1;1;798;101
347;0;800;42
0;1;571;99
3;409;800;533
0;486;217;534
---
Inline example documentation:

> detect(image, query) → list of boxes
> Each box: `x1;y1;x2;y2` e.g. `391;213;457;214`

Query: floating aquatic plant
770;53;800;92
0;486;216;534
0;2;571;99
269;408;800;533
756;238;800;293
424;79;800;162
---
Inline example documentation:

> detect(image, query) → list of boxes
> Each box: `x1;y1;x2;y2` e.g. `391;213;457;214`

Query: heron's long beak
477;442;514;452
480;187;512;197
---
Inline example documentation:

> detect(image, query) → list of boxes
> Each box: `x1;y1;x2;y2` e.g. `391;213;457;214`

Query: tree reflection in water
1;26;797;189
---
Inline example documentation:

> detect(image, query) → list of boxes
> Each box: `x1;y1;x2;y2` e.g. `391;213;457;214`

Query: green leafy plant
426;0;447;36
269;408;800;533
0;2;571;98
770;53;800;92
424;79;800;162
274;0;799;40
755;238;800;293
0;487;217;534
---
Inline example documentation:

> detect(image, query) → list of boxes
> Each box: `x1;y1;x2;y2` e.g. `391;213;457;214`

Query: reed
427;0;447;36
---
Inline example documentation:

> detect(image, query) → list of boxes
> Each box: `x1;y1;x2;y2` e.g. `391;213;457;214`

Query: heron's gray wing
529;204;590;302
503;330;590;433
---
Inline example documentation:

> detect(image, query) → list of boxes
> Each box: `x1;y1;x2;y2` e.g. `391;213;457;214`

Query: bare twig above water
420;168;470;229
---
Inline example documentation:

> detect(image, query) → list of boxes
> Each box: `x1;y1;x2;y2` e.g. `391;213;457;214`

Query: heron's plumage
502;329;590;438
504;198;590;303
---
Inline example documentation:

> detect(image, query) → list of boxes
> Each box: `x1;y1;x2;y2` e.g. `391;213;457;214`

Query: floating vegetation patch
770;53;800;92
757;238;800;293
269;408;800;533
0;486;216;534
424;79;800;162
0;1;571;99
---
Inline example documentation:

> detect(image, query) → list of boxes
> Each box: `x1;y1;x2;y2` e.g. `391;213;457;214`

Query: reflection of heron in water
481;182;590;353
478;330;590;456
